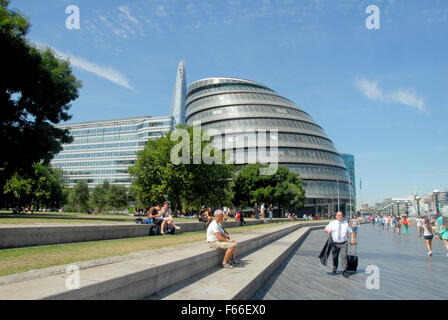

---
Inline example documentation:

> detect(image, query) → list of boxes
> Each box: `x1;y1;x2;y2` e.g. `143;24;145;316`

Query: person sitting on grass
159;202;181;235
206;210;240;269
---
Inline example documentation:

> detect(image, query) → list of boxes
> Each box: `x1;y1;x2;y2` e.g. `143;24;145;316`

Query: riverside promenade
253;223;448;300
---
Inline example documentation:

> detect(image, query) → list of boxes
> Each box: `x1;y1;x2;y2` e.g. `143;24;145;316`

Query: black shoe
342;272;350;278
333;267;337;274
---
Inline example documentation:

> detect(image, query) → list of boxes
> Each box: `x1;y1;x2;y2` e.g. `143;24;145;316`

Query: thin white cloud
355;78;384;101
391;89;425;111
118;6;139;25
38;44;134;91
356;78;425;112
156;5;167;17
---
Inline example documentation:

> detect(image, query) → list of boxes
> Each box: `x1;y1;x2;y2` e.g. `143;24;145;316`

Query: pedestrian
350;215;360;238
268;204;273;221
252;203;260;219
422;217;434;256
437;218;448;257
323;211;357;278
436;215;444;239
402;216;409;235
396;216;401;235
235;209;246;226
260;203;267;223
416;215;424;237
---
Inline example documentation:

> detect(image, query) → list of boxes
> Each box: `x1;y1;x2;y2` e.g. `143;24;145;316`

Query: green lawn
0;211;194;224
0;221;305;277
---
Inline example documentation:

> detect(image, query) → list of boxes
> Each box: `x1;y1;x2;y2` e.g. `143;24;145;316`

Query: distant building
51;116;173;189
341;153;356;208
170;60;187;126
51;61;188;189
185;77;353;217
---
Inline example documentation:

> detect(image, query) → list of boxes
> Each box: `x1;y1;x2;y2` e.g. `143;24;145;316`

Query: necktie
338;222;342;242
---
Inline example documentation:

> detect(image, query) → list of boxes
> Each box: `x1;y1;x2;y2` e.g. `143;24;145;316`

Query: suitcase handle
349;243;357;256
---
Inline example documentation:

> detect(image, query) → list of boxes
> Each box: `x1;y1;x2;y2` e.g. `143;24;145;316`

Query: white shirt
325;220;353;243
416;218;424;227
206;220;225;242
423;224;433;236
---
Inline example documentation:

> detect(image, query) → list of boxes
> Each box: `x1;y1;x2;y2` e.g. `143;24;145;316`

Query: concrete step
0;218;293;249
150;226;323;300
0;221;326;300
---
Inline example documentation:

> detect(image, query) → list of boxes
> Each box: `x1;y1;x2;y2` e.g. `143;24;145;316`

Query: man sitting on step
206;210;240;269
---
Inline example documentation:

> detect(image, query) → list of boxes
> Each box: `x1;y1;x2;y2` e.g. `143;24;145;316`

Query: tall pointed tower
170;60;187;126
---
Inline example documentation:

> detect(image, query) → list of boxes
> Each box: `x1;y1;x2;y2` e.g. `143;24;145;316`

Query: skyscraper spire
170;60;186;126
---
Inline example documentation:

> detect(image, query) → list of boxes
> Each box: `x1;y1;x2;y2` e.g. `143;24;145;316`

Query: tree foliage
3;163;68;209
129;125;235;210
232;164;306;214
68;181;89;213
89;180;110;213
0;0;82;203
106;184;128;212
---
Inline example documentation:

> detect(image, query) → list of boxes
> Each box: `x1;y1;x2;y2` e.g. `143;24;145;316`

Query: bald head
336;212;343;221
214;209;225;222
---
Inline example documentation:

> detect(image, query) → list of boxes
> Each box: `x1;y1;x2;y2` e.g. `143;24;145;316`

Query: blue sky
11;0;448;205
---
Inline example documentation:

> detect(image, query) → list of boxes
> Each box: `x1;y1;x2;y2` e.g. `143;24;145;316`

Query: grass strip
0;221;322;277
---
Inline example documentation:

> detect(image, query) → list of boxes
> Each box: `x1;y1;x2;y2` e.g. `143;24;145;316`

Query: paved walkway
253;223;448;300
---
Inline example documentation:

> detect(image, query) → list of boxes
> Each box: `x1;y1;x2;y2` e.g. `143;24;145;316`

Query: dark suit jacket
318;235;333;266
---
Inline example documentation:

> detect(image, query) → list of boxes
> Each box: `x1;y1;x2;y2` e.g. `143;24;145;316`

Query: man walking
324;211;356;278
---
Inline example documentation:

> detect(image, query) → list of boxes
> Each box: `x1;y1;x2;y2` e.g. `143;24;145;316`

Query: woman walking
396;216;402;235
423;217;434;256
438;217;448;257
402;216;409;235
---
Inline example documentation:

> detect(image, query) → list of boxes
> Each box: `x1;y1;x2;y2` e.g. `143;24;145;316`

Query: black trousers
332;241;348;271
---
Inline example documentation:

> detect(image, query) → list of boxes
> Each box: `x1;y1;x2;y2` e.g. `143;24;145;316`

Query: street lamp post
433;190;440;216
415;196;421;217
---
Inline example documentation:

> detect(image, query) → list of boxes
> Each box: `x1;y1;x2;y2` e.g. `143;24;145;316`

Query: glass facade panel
186;77;351;203
51;116;173;189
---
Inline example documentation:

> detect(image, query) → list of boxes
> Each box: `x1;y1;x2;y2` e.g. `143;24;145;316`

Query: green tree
129;125;234;211
232;164;306;216
89;180;110;213
106;184;128;213
3;172;34;208
3;163;68;209
0;0;82;204
69;181;90;213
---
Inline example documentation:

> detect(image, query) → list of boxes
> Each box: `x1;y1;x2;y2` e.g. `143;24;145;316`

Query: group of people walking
369;215;409;234
369;214;448;257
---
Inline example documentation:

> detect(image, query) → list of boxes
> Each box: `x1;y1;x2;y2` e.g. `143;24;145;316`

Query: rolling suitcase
346;243;358;272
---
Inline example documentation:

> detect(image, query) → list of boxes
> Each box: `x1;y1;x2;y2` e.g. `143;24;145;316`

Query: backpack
166;226;176;235
150;225;161;236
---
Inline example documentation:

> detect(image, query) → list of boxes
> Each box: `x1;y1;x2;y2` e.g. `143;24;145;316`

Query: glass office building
341;153;356;210
186;77;353;216
170;60;187;126
51;116;173;189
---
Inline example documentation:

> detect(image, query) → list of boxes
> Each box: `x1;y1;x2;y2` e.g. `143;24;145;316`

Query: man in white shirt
416;215;424;237
324;211;356;278
207;210;240;268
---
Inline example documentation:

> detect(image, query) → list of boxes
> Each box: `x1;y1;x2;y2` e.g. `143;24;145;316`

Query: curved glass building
185;77;354;216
